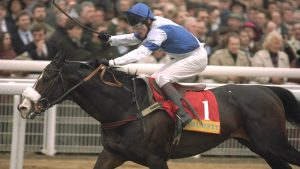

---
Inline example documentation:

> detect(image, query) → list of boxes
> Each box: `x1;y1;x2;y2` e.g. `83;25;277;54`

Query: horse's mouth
19;107;38;119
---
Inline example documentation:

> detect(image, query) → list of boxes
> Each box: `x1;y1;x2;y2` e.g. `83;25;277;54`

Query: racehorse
18;51;300;169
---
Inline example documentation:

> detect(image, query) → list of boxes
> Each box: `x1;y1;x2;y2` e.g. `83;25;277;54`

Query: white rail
0;60;300;78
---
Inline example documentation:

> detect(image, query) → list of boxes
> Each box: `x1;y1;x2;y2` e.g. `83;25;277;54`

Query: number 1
202;100;210;120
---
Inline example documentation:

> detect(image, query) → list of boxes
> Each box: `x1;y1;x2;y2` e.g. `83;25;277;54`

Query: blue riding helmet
125;3;155;26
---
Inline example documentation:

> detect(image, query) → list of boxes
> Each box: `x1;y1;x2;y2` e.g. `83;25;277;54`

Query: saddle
138;76;220;134
138;75;206;105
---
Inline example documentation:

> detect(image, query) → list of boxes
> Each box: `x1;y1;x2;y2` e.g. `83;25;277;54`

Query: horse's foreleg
146;155;169;169
93;149;126;169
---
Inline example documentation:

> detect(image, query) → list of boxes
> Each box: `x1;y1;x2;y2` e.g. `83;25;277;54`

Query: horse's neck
70;73;143;124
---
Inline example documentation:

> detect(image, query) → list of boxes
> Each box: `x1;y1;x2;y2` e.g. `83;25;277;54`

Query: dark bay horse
18;52;300;169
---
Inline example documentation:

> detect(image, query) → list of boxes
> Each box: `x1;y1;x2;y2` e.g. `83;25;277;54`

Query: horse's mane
62;60;138;85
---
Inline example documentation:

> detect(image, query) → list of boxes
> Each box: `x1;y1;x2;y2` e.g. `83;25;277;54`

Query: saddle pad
182;90;220;134
149;79;220;134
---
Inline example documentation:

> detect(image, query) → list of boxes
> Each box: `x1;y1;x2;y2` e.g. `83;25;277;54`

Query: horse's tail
267;86;300;126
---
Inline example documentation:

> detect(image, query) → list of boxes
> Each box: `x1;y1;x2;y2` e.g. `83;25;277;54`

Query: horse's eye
80;63;90;69
42;72;58;81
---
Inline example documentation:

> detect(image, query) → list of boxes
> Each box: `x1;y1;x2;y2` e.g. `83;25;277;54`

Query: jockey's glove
98;32;111;42
96;58;109;66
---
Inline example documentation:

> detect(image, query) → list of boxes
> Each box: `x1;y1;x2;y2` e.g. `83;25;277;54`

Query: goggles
132;23;144;31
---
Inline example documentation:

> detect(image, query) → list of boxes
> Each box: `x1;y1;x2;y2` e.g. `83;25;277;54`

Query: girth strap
101;115;138;129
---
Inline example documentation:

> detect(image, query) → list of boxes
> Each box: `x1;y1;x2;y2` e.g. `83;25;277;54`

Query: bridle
31;62;145;132
33;63;131;115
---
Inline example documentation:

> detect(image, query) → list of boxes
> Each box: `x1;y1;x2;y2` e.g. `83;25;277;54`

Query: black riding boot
161;82;192;127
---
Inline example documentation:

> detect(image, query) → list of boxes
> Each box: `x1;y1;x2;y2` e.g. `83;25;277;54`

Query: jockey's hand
98;32;111;42
96;58;109;66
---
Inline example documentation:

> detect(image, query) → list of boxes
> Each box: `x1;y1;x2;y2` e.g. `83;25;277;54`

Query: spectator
91;22;108;55
91;7;106;28
287;22;300;61
1;0;298;84
280;1;294;11
45;0;67;28
86;0;113;19
66;0;78;18
162;2;177;20
251;0;264;8
229;1;246;16
266;1;279;15
252;31;290;84
0;32;17;59
253;9;268;41
264;20;278;34
114;0;133;18
31;3;55;39
78;1;95;40
183;17;208;47
195;8;209;23
207;7;221;33
288;57;300;84
282;9;294;28
6;0;25;24
106;15;135;58
25;24;55;60
153;8;164;17
23;0;39;14
197;20;212;55
209;32;250;83
54;19;97;61
48;12;68;55
270;11;289;38
0;31;28;77
78;1;95;26
241;21;261;57
183;17;199;39
0;2;16;33
173;10;189;25
11;10;33;55
211;12;243;52
45;0;67;27
294;10;300;23
219;0;231;25
239;29;252;59
106;0;133;49
246;6;259;24
222;12;243;33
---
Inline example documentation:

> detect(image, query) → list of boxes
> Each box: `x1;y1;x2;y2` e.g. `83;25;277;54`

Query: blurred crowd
0;0;299;84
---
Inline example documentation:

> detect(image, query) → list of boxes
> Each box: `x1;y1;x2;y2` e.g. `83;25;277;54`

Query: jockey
97;3;208;128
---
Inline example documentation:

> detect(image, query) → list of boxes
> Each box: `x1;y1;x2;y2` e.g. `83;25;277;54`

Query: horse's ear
52;50;68;66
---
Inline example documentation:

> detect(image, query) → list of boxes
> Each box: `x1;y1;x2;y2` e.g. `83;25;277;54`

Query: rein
48;64;105;107
36;63;145;130
100;66;123;88
37;64;126;112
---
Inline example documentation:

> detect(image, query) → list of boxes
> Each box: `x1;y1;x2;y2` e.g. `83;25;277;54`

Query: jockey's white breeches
151;45;208;87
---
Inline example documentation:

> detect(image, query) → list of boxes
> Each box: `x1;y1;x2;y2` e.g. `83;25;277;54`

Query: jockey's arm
109;33;142;46
109;29;167;66
109;45;153;66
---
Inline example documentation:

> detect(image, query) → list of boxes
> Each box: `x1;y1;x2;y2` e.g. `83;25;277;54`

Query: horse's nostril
18;106;28;112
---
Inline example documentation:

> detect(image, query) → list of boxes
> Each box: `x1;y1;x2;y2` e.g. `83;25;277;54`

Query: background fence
1;85;299;156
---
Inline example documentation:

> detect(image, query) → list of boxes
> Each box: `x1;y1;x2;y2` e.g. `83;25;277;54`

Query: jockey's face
132;22;148;39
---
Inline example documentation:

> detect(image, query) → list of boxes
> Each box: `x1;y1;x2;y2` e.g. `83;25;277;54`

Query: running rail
0;60;300;78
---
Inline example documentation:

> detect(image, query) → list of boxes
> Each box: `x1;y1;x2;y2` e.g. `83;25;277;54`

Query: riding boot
161;82;192;127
